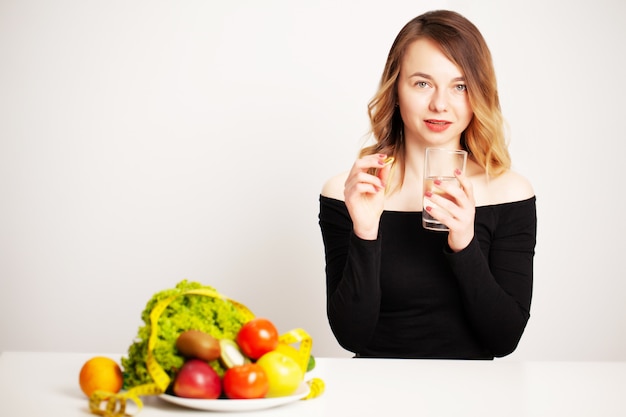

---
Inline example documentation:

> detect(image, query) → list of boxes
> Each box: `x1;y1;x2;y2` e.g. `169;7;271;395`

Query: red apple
173;359;221;399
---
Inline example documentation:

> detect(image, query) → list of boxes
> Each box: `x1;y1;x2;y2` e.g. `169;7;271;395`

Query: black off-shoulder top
318;195;537;359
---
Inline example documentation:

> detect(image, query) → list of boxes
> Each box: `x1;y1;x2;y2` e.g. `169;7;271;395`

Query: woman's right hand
343;154;392;240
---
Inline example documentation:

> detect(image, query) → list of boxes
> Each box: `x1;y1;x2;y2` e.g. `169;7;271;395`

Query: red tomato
222;363;269;399
236;318;279;359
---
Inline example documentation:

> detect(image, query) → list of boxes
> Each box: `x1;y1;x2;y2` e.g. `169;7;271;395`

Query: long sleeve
318;196;383;352
445;197;536;357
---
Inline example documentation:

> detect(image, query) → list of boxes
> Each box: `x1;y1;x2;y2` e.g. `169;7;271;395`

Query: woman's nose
429;89;448;112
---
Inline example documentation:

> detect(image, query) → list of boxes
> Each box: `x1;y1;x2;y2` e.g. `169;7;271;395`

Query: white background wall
1;0;625;361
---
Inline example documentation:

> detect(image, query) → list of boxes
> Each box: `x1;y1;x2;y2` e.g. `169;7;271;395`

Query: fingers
345;154;390;195
425;170;473;208
454;169;474;205
377;156;394;186
343;154;391;240
423;171;474;228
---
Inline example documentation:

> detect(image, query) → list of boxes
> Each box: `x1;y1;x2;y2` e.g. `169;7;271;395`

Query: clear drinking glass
422;148;468;231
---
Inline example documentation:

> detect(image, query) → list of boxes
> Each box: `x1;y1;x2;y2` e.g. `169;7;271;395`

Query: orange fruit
78;356;123;397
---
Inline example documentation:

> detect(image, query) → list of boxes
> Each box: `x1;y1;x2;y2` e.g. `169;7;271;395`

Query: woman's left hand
424;169;475;252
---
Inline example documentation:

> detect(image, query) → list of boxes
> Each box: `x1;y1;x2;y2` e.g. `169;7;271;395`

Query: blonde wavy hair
363;10;511;184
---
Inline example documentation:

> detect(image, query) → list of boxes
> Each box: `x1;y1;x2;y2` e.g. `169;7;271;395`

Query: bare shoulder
473;169;535;206
321;171;348;201
490;170;535;204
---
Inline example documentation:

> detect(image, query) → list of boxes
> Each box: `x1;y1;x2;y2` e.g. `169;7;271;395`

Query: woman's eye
415;81;429;88
454;84;467;92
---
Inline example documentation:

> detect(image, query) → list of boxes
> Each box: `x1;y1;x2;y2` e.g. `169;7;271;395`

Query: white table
0;352;624;416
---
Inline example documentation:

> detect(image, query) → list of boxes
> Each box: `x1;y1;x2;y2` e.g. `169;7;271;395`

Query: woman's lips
425;119;451;132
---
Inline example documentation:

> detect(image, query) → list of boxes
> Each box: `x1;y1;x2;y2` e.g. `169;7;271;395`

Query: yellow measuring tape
88;288;324;417
278;328;325;400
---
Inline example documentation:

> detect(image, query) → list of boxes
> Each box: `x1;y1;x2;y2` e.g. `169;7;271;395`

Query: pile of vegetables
84;279;322;417
171;318;308;399
121;280;249;389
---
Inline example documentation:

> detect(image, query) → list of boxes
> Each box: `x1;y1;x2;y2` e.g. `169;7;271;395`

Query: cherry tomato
236;318;279;360
222;363;269;399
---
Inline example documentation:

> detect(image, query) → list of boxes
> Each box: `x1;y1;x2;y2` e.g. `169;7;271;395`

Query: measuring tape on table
88;288;324;417
278;328;325;400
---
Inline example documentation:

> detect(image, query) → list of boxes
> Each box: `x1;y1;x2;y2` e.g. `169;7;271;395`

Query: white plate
159;381;310;412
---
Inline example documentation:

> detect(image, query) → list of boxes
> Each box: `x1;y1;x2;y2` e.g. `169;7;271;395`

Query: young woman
319;10;536;359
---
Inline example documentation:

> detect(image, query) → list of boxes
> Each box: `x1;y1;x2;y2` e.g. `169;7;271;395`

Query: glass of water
422;147;468;231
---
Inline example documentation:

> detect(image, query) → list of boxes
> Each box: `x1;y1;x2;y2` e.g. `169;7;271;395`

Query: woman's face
397;38;473;149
